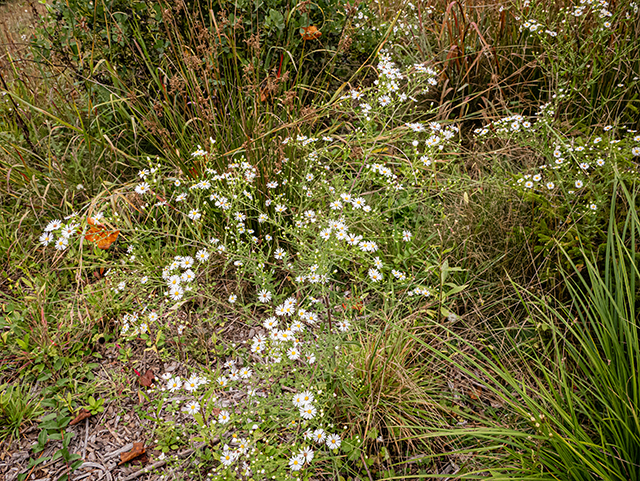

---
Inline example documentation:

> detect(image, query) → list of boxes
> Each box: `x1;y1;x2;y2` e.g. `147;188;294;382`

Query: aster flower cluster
39;162;165;252
92;147;438;474
474;114;533;137
476;105;640;216
406;121;460;171
35;53;463;479
516;0;616;36
473;96;640;260
160;252;209;301
284;391;342;471
161;372;208;395
120;309;163;336
340;52;438;125
39;215;79;251
250;297;321;360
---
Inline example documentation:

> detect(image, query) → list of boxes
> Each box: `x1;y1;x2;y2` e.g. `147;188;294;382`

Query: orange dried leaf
300;25;321;41
69;408;92;426
119;442;146;465
85;225;120;249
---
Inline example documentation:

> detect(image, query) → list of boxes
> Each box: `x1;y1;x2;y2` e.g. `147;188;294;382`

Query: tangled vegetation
1;0;639;480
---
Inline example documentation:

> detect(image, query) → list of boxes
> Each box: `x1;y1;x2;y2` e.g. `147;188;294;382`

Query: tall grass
413;180;640;480
18;0;385;182
392;0;640;128
0;3;129;202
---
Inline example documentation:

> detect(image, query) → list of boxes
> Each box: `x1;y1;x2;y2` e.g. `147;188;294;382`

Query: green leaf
57;416;72;428
37;429;48;447
348;447;361;462
267;9;285;31
445;283;468;297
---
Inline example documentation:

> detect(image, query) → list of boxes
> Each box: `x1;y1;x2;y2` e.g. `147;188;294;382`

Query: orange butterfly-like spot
300;25;322;41
85;217;120;249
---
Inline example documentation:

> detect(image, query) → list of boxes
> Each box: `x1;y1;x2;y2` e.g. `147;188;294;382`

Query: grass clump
422;182;640;480
0;383;43;442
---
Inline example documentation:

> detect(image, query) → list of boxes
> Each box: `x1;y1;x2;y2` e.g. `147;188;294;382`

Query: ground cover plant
1;0;640;480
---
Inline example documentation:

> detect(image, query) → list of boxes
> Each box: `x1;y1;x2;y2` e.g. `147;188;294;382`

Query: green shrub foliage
34;0;383;91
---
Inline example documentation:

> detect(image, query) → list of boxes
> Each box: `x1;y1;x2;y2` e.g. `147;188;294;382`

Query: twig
82;417;89;461
104;443;133;459
120;459;168;481
325;294;332;332
72;461;112;481
361;452;374;481
21;451;46;480
120;441;211;481
104;424;124;445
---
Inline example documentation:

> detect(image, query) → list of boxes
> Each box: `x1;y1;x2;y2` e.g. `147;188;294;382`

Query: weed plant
0;383;43;442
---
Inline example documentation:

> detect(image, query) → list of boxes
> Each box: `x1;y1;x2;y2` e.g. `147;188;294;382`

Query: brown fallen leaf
69;408;92;426
469;386;482;400
259;86;270;103
139;369;155;388
119;442;147;465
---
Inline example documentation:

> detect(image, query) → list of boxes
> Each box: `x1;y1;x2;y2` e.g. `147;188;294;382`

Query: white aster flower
299;446;314;463
183;400;200;415
166;376;182;391
135;182;150;195
39;232;53;246
299;403;317;419
313;429;326;444
258;289;272;303
54;237;69;251
289;454;305;471
326;433;342;450
287;347;301;361
45;219;63;232
196;249;210;262
368;268;383;282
